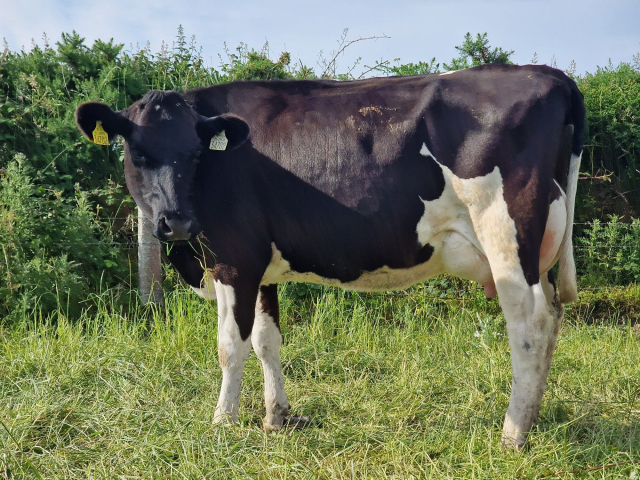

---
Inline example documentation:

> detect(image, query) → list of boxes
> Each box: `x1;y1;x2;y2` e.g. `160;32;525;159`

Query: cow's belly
260;228;494;293
260;242;442;291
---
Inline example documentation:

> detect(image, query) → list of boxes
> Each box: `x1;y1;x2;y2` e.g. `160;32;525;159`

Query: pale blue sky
2;0;639;76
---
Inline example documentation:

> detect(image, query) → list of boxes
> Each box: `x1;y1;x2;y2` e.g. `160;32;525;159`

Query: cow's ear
196;114;250;151
75;102;133;143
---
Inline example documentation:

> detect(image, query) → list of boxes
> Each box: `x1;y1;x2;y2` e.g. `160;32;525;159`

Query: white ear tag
209;130;228;151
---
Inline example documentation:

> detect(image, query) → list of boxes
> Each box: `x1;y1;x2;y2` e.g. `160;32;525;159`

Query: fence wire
52;221;640;250
19;220;640;297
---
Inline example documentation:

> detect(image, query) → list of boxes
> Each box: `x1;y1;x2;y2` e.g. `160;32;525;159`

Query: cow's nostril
156;215;193;241
157;216;172;238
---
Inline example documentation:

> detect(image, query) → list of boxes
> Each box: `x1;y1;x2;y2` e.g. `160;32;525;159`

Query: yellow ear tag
209;130;228;151
92;121;109;146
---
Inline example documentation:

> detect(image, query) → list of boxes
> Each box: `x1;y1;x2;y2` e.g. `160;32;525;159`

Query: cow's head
75;90;249;241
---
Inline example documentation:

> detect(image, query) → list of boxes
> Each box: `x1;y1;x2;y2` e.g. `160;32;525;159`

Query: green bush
575;215;640;285
578;63;640;209
0;156;130;319
219;43;297;81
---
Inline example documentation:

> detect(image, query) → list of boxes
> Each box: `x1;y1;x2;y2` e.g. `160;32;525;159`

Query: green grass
1;284;639;479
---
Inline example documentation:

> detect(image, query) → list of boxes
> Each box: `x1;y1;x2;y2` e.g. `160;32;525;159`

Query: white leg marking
252;290;290;430
501;276;561;448
214;281;251;424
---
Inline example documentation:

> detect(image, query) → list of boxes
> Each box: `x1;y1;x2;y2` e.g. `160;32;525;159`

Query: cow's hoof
213;411;237;426
263;415;311;431
284;415;311;428
263;420;283;432
501;433;526;451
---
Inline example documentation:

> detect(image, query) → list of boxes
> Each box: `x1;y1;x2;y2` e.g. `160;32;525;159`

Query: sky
2;0;639;77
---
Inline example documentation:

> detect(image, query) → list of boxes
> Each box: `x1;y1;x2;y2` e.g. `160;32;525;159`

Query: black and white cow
76;64;585;448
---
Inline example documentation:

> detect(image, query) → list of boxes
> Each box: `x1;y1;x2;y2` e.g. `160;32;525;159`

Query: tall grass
1;284;639;478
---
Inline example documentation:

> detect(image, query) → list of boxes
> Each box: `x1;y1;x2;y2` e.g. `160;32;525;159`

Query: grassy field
1;283;639;479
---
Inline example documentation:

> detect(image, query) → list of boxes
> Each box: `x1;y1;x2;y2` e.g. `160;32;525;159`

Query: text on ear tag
209;130;228;151
92;121;109;146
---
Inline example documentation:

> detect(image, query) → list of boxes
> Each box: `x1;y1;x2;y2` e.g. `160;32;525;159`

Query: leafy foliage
578;62;640;208
576;216;640;285
443;32;514;71
0;156;129;319
219;43;298;81
370;57;440;76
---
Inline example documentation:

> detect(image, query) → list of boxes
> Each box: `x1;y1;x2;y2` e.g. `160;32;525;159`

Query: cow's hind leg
213;275;257;424
460;167;564;449
252;285;291;430
500;272;562;448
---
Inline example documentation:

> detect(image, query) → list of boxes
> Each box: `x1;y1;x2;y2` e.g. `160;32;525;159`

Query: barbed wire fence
39;214;640;304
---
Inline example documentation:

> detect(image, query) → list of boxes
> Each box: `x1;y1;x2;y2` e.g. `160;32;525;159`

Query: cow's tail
557;83;585;304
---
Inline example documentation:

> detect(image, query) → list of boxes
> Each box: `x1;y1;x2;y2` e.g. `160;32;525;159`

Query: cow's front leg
213;274;258;424
251;285;290;430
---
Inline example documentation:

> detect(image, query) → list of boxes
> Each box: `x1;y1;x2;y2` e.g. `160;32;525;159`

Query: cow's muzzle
154;213;200;242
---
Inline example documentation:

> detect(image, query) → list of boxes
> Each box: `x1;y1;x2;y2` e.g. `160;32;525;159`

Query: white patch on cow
154;105;161;111
439;231;495;297
190;269;217;300
213;281;251;424
252;291;289;430
261;243;444;291
416;143;495;292
439;70;458;76
419;142;435;159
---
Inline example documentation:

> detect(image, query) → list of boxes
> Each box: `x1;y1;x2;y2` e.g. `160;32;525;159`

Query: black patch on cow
259;285;280;331
549;181;563;203
416;244;435;265
164;241;210;288
184;67;583;289
547;270;556;289
212;263;239;285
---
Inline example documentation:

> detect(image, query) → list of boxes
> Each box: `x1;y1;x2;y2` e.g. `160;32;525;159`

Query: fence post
138;207;164;305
